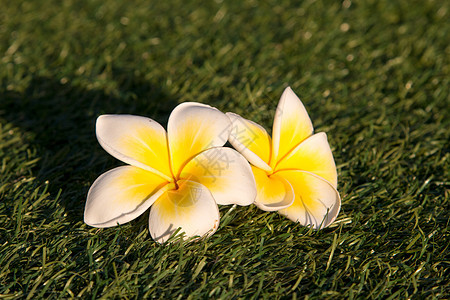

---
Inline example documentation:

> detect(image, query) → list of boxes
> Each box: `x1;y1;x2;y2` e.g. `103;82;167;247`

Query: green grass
1;0;449;298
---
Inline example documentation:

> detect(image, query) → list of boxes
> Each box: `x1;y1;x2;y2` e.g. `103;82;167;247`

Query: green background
1;0;448;298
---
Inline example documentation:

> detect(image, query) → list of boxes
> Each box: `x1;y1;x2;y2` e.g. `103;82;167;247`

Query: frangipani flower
84;102;256;243
227;87;340;229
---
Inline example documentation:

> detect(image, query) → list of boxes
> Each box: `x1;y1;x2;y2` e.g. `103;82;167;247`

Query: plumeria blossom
84;102;256;243
227;87;340;229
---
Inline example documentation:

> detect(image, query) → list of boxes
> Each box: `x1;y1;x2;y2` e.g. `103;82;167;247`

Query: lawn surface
1;0;449;298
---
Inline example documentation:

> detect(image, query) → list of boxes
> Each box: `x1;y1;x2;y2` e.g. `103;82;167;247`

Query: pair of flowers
84;87;341;244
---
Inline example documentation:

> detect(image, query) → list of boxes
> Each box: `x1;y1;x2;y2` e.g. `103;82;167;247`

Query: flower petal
252;166;294;211
275;133;337;188
277;170;340;229
272;87;314;166
226;112;272;172
96;115;172;181
149;180;220;243
84;166;169;227
168;102;231;177
180;147;256;206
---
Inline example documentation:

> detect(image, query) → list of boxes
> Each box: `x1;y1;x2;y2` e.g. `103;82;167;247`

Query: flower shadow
1;73;178;223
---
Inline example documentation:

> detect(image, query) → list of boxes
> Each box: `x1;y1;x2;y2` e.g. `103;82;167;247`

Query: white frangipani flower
227;87;340;229
84;102;257;243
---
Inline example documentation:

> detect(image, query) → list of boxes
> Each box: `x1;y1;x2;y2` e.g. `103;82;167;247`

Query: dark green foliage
0;0;448;298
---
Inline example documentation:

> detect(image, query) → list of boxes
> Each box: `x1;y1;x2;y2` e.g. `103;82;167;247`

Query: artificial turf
0;0;449;298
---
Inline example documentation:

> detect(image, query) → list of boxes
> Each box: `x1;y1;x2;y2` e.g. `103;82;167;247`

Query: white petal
180;147;256;206
84;166;169;227
278;170;341;229
96;115;172;181
167;102;231;177
272;87;314;166
149;180;220;243
226;112;272;172
275;133;337;188
251;166;294;211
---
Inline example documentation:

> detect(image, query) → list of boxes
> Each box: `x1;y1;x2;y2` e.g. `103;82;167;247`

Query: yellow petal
226;112;272;172
180;147;256;206
275;133;337;188
96;115;172;181
149;180;220;243
84;166;169;227
252;166;294;211
271;87;314;166
277;170;340;229
168;102;231;177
